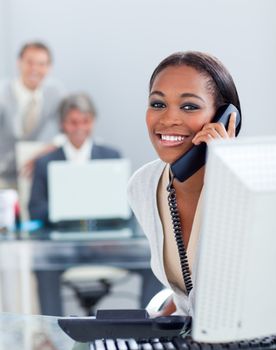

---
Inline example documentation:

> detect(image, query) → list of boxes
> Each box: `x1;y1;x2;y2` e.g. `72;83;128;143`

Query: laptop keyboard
89;335;276;350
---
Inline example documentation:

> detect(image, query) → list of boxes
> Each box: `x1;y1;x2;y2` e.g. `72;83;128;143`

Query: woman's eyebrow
149;90;164;97
149;91;205;102
180;93;205;102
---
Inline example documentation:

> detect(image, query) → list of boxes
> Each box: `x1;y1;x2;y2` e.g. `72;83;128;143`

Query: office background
0;0;275;171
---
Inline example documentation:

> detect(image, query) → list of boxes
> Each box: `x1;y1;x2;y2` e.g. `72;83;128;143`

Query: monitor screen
48;159;131;223
193;136;276;342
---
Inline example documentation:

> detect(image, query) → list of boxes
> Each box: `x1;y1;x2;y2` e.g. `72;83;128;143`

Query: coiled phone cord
167;174;193;295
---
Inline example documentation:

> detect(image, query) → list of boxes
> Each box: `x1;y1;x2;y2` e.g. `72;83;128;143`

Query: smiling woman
127;51;242;317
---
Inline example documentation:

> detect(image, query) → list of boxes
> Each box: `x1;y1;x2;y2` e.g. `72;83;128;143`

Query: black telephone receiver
168;104;241;294
170;103;241;182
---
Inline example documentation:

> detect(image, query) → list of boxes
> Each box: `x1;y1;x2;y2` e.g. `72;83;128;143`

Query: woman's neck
172;166;205;194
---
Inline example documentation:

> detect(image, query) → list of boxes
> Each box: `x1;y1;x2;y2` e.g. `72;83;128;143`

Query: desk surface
0;313;77;350
0;226;150;270
0;225;157;315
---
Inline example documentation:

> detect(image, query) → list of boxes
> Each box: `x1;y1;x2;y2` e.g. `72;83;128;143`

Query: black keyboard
89;335;276;350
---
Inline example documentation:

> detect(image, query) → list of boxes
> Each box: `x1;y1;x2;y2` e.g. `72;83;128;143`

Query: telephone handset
170;103;241;183
167;104;241;295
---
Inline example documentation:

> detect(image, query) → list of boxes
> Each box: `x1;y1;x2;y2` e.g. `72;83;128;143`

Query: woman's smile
156;132;192;147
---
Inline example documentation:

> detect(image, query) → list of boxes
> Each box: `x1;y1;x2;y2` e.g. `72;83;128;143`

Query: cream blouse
157;164;203;294
127;159;204;315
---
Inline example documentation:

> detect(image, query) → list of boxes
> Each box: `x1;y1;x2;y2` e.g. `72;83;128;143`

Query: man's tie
22;95;39;137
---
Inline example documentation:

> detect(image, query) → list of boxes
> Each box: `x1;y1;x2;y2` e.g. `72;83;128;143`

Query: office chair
61;265;129;315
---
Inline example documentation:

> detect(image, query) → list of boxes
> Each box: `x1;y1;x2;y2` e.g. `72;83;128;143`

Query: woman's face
146;65;217;163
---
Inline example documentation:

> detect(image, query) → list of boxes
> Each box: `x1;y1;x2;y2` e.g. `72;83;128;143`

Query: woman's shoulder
127;159;166;195
127;159;166;232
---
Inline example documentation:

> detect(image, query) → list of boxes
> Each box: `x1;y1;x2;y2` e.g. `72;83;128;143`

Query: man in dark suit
28;93;121;316
28;93;121;225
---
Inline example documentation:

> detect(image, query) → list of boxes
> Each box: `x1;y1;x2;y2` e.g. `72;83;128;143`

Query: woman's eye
181;104;199;111
150;101;166;109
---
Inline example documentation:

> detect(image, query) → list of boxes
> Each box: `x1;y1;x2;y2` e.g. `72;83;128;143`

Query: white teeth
161;135;185;141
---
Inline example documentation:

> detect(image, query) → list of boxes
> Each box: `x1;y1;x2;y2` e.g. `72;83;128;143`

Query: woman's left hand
192;112;236;146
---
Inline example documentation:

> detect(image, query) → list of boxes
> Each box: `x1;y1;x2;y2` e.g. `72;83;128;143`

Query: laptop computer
58;136;276;347
48;158;131;223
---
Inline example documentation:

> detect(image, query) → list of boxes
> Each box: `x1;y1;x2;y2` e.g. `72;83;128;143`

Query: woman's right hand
192;112;237;146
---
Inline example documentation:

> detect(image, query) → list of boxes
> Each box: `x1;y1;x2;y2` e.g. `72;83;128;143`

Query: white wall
1;0;276;171
0;0;11;77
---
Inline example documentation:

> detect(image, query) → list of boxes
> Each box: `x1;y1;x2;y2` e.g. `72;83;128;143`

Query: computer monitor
193;136;276;343
48;159;131;223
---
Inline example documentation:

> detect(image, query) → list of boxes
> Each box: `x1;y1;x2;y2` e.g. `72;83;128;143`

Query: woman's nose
160;106;182;125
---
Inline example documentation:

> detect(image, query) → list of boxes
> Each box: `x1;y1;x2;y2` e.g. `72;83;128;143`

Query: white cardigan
127;159;199;316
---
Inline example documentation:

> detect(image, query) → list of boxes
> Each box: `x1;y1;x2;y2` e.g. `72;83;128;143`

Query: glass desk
0;225;161;315
0;312;81;350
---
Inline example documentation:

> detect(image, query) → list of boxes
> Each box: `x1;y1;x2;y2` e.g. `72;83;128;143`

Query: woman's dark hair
149;51;242;135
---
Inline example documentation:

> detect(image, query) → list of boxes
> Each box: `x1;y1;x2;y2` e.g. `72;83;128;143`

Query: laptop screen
48;158;131;223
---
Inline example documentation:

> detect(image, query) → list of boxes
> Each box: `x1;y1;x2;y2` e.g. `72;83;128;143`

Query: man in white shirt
0;41;65;188
28;93;121;224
